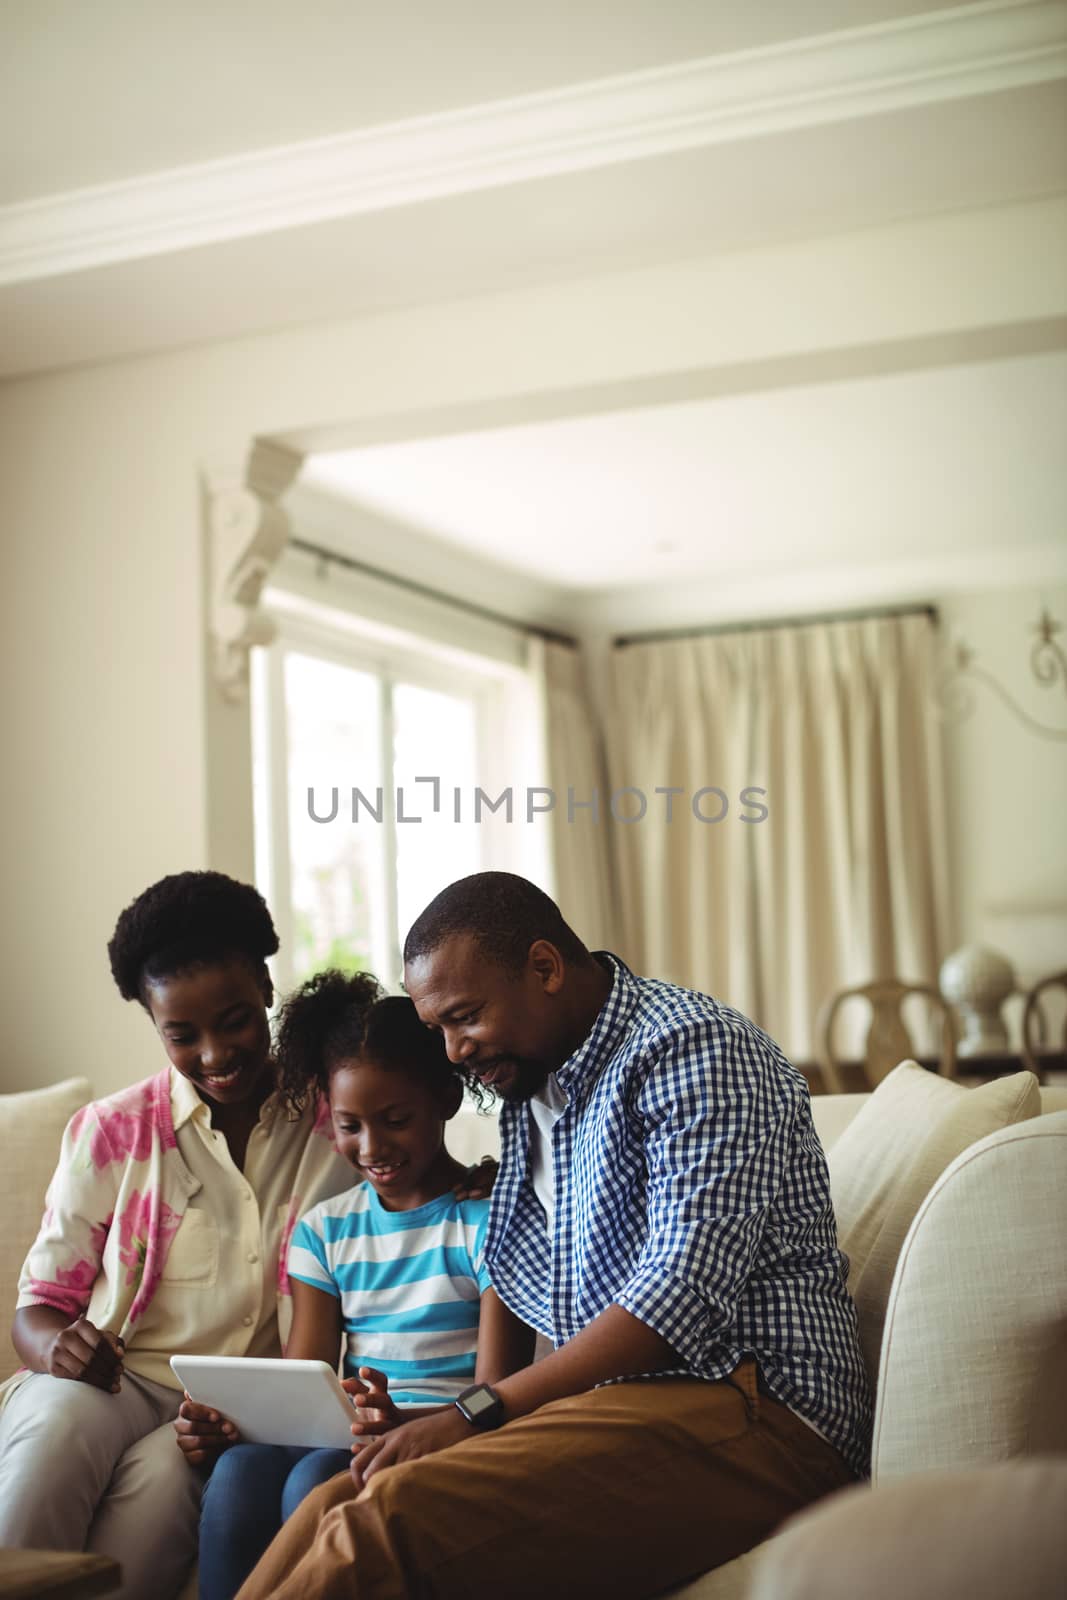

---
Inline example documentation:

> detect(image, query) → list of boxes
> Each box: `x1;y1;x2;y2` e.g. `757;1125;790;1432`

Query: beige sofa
3;1068;1066;1600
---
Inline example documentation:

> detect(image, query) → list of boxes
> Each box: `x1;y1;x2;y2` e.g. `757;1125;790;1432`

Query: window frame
252;592;539;996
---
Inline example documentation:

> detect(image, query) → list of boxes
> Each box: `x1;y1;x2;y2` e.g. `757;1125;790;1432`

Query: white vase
939;945;1016;1058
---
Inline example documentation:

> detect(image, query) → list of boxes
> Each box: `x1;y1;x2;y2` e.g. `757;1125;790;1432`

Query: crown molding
1;2;1064;288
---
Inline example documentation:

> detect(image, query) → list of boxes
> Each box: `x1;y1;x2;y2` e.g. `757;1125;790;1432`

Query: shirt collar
168;1065;281;1134
555;952;639;1096
169;1066;208;1133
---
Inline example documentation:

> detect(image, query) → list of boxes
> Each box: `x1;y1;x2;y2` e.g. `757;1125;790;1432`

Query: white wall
1;198;1064;1095
939;584;1067;1001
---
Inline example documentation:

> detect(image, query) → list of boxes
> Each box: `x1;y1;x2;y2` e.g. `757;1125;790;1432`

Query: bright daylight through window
252;589;548;999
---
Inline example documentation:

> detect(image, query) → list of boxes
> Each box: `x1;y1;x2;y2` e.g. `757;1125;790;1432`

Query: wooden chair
1020;969;1067;1085
817;979;958;1093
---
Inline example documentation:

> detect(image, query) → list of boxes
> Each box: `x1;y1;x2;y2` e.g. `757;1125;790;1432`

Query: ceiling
5;3;1065;615
299;350;1067;610
0;1;969;202
2;1;1064;379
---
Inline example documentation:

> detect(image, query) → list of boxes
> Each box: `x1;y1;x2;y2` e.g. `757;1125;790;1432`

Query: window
252;571;550;997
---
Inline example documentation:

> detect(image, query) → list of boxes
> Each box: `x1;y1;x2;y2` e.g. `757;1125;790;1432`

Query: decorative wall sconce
934;610;1067;741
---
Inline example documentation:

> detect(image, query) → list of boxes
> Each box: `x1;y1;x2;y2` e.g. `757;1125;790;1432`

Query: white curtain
606;613;949;1059
534;639;620;953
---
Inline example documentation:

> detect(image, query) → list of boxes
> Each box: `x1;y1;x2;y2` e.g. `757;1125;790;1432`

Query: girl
196;969;527;1600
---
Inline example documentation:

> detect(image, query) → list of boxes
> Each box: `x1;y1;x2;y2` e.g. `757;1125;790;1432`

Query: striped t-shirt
287;1182;491;1407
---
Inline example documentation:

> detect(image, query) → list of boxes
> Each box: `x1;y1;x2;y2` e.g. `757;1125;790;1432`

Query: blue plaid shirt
484;954;872;1477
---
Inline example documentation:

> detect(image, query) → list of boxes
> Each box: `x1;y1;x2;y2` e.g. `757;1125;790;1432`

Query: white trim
2;2;1064;286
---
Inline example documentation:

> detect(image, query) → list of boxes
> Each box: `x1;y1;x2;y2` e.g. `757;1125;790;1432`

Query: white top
527;1072;569;1233
126;1073;350;1386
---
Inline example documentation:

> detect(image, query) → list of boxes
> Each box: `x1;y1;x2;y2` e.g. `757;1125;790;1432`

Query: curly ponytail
275;969;384;1116
275;967;495;1116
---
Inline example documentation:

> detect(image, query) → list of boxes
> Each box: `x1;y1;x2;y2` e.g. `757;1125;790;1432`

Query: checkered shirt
484;954;873;1478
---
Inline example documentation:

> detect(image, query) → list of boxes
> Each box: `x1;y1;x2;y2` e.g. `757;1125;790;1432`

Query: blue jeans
198;1443;351;1600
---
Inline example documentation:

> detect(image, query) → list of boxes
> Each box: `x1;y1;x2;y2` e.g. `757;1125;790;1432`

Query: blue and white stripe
289;1184;490;1406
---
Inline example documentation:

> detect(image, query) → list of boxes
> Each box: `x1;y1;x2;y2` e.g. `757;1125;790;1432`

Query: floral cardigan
6;1068;345;1400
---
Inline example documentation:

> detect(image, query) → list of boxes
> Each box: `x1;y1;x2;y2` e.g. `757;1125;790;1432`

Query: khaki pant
236;1363;855;1600
0;1367;199;1600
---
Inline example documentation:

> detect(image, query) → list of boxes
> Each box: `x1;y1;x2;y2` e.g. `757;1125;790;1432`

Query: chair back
818;979;957;1091
1021;969;1067;1084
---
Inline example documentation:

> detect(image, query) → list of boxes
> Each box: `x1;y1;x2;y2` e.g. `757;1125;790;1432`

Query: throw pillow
827;1062;1040;1381
0;1076;91;1383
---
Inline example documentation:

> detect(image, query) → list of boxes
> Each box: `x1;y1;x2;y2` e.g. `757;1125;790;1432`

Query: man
238;873;870;1600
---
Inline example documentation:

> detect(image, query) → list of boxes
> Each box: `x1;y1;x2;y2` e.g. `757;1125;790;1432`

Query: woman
0;871;489;1600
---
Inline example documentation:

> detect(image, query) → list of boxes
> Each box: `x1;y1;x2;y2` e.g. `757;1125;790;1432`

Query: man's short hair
403;872;588;975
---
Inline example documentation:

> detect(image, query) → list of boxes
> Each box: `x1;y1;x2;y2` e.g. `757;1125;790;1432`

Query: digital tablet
170;1355;356;1450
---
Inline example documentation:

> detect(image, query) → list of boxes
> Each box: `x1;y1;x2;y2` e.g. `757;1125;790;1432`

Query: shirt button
243;1190;253;1201
247;1251;259;1264
242;1315;253;1327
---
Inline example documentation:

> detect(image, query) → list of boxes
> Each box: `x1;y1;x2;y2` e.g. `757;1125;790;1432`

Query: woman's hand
452;1157;499;1202
345;1367;403;1438
349;1406;474;1490
173;1392;239;1467
45;1318;124;1392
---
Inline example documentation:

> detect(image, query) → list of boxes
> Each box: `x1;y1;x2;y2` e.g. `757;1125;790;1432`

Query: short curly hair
108;870;279;1003
403;871;588;975
275;967;493;1116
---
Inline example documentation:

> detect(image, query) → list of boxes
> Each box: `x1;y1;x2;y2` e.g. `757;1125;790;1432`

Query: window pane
393;681;482;947
285;651;391;983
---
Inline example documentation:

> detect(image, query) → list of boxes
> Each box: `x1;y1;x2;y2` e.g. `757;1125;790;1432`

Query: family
0;868;871;1599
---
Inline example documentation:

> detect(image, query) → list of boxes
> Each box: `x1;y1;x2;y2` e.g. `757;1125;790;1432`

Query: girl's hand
453;1157;499;1201
345;1366;403;1438
45;1319;124;1392
173;1391;239;1466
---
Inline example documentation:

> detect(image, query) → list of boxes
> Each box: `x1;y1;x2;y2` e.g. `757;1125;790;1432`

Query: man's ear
528;939;566;996
260;965;274;1010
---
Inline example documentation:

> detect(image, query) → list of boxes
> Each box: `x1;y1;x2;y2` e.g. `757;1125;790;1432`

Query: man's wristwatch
455;1383;505;1430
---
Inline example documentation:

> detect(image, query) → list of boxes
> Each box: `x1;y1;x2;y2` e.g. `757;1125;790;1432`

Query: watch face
464;1388;498;1420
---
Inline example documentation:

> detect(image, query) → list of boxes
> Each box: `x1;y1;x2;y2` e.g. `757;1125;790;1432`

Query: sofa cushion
0;1077;91;1383
827;1063;1040;1381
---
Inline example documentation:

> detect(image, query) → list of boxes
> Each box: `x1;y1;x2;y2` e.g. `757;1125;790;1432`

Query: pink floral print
70;1075;176;1170
276;1197;300;1298
118;1188;182;1322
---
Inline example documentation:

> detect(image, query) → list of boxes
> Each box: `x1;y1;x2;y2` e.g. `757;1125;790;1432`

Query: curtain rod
613;602;939;649
288;536;578;649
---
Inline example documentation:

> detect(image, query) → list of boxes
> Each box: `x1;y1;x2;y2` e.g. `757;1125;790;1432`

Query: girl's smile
329;1057;465;1211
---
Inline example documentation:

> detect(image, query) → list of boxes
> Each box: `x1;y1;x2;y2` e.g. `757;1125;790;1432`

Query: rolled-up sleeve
613;1018;794;1367
17;1106;114;1321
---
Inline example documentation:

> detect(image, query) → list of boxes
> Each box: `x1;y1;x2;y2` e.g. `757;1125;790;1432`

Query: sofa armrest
750;1460;1067;1600
0;1076;92;1382
872;1110;1067;1480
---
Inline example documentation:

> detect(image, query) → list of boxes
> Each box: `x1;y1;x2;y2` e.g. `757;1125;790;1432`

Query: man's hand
173;1392;239;1467
349;1405;474;1491
45;1319;124;1392
344;1367;403;1438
